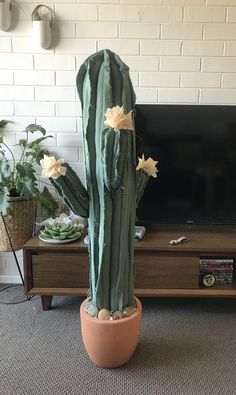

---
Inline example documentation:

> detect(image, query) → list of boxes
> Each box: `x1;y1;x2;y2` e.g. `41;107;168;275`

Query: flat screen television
135;104;236;225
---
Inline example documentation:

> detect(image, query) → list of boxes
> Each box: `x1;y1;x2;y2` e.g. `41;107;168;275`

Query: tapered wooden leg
41;295;53;310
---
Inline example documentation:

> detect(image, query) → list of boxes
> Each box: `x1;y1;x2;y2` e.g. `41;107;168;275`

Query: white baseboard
0;275;22;284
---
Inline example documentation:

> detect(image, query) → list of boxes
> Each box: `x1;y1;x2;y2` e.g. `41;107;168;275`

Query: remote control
135;226;146;240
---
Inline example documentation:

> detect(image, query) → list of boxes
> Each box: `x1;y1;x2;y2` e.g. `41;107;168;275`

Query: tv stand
23;225;236;310
134;224;236;297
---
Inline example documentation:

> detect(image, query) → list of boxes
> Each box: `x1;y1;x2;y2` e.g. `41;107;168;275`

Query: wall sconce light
32;4;54;49
0;0;11;31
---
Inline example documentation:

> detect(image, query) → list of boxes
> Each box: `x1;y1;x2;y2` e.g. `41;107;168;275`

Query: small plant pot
0;1;11;32
32;20;52;49
80;297;142;368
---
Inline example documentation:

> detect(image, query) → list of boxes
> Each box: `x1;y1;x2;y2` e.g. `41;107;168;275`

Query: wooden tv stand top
24;224;236;253
135;225;236;254
23;225;236;310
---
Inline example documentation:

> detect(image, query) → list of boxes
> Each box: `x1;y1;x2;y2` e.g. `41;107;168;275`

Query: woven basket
0;197;37;252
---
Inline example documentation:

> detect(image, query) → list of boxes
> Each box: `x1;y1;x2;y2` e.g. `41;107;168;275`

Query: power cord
0;284;34;305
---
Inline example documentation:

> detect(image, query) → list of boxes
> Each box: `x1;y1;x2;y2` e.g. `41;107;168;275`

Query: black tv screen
135;104;236;225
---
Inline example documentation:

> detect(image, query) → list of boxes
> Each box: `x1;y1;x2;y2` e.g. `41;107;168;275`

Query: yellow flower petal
104;106;134;131
136;154;158;178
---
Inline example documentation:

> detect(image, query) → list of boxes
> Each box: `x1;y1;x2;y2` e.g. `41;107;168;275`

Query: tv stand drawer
135;255;199;289
32;254;89;288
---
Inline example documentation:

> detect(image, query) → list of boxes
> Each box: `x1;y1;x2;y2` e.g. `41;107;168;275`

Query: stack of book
200;258;234;287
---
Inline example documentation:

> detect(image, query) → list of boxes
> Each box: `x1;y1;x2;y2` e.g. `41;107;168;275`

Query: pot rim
80;297;142;326
8;196;31;202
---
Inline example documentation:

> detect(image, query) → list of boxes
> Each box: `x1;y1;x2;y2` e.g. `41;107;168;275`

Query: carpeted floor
0;284;236;395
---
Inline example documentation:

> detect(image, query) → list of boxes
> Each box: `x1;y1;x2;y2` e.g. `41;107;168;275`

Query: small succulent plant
31;5;54;23
39;223;84;240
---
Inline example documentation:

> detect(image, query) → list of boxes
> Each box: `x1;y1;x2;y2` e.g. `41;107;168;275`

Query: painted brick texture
1;0;236;280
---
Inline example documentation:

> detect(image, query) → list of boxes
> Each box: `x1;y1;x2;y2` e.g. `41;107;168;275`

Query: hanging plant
31;4;54;49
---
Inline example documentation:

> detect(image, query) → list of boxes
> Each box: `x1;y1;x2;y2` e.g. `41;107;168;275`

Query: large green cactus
50;50;153;312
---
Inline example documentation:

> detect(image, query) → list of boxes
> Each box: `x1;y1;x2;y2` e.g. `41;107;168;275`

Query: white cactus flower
136;154;158;178
40;154;67;180
104;106;134;131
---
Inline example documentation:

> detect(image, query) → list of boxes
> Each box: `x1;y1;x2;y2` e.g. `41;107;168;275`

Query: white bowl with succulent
37;212;85;244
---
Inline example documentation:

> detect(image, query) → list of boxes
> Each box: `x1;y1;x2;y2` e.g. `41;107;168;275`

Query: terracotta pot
80;297;142;368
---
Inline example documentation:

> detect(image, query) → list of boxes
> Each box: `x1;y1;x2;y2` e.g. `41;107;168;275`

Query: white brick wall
1;0;236;282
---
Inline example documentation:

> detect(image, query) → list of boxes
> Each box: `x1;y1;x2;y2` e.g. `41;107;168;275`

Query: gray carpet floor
0;284;235;395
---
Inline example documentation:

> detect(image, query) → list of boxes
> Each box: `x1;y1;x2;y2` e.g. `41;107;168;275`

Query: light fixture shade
0;2;11;32
32;20;52;49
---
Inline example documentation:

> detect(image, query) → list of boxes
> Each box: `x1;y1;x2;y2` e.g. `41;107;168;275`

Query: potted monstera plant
0;120;58;251
40;50;157;368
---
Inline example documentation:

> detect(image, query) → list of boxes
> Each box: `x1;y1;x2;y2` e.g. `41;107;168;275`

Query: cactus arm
50;179;76;214
50;163;89;218
136;169;149;207
103;129;129;191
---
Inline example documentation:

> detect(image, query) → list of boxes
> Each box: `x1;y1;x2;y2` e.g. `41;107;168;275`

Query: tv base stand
23;226;236;310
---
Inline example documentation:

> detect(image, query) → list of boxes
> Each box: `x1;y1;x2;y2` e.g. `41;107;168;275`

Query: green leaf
0;186;9;215
0;120;13;129
37;187;58;216
0;120;14;145
34;148;51;165
28;135;53;148
18;139;28;148
25;124;46;136
25;151;34;158
15;163;36;181
0;176;12;190
16;177;38;199
0;157;10;182
25;147;51;164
